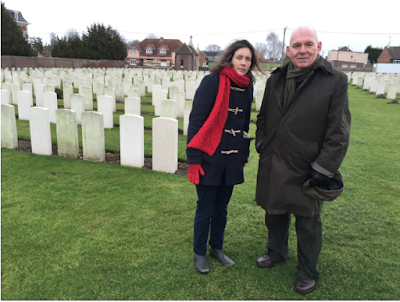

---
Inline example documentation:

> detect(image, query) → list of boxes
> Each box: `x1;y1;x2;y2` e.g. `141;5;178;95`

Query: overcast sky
6;0;400;57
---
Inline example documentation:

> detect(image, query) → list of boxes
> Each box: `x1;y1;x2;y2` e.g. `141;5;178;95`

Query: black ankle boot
194;254;210;274
209;247;235;265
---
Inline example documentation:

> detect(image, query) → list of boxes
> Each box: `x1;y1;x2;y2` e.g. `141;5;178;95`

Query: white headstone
356;77;363;89
22;83;33;95
176;90;185;118
11;83;20;105
43;92;58;123
104;87;116;112
82;86;93;111
152;84;161;106
56;109;79;158
29;107;52;155
1;104;18;149
1;89;10;104
34;83;45;107
71;94;85;125
369;79;378;94
125;97;141;116
63;85;73;109
128;88;140;98
160;99;177;119
183;100;193;136
120;114;144;168
387;84;397;100
45;84;55;93
97;95;114;129
152;117;178;174
376;80;386;97
155;90;167;116
17;90;32;120
186;82;195;100
81;111;105;162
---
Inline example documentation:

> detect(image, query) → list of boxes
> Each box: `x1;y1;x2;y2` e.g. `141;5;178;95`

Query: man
255;26;351;294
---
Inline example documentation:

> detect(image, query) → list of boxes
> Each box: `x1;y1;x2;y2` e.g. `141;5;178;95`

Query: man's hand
188;163;205;185
309;169;331;189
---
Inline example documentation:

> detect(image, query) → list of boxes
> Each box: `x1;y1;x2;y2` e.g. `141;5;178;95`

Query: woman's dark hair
210;39;264;85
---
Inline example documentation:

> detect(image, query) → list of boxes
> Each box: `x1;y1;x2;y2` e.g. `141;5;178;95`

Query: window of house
146;48;153;54
130;48;136;54
147;60;153;66
130;59;136;66
350;64;357;68
181;60;184;66
160;61;167;67
342;64;348;68
160;49;167;54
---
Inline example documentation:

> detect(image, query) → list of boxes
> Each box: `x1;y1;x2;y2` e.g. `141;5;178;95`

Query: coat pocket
302;171;344;201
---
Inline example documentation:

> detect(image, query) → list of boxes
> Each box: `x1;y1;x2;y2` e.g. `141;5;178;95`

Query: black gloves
309;169;342;190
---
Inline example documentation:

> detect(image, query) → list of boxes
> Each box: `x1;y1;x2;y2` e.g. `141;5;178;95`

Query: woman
186;39;263;273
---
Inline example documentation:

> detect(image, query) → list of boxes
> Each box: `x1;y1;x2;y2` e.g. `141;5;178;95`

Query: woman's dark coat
255;58;351;217
186;73;253;186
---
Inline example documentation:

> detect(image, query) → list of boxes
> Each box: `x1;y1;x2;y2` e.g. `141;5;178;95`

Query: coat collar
273;57;333;76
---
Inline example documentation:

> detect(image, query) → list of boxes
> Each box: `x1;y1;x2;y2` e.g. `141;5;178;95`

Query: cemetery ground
1;85;400;300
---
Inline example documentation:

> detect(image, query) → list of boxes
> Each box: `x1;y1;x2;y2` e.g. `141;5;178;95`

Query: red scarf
187;66;250;156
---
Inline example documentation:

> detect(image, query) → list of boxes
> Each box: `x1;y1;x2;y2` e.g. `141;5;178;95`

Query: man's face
286;28;322;70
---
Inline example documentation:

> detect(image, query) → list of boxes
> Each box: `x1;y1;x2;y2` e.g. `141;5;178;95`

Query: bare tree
146;33;159;39
205;44;221;52
50;32;57;47
254;42;268;59
65;28;80;40
266;32;283;60
126;39;141;48
45;32;58;57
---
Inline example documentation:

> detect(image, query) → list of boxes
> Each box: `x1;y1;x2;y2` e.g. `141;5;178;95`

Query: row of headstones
345;72;399;100
1;81;194;134
1;104;181;174
1;68;204;104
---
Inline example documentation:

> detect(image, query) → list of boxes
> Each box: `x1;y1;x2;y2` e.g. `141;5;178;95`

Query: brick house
377;46;400;63
6;8;30;40
126;37;183;67
174;43;199;71
198;50;208;68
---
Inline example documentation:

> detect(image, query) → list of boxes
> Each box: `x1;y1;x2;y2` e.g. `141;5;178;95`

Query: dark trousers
193;183;234;255
265;213;322;280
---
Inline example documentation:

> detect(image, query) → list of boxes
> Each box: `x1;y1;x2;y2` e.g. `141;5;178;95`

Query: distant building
198;49;208;68
6;8;30;40
377;46;400;63
126;37;183;67
203;51;221;63
327;47;368;69
175;42;199;71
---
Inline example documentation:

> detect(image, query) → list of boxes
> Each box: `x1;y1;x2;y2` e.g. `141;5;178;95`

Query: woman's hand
188;163;205;185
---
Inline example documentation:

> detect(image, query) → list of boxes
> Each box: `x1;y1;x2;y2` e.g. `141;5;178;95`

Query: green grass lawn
1;85;400;299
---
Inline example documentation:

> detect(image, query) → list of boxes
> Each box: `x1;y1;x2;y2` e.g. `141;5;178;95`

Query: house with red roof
126;37;183;68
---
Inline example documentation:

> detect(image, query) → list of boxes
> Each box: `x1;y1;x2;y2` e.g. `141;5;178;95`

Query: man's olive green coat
255;58;351;217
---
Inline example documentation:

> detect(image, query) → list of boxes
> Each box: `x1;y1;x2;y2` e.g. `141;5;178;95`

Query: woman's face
231;47;252;76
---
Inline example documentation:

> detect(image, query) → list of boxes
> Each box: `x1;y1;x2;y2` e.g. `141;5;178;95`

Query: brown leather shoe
256;254;276;268
294;277;316;294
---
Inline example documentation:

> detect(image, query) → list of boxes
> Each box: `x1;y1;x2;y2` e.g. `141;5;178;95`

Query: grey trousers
265;213;322;281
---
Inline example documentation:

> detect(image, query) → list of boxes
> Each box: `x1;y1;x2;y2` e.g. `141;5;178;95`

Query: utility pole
281;26;287;66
